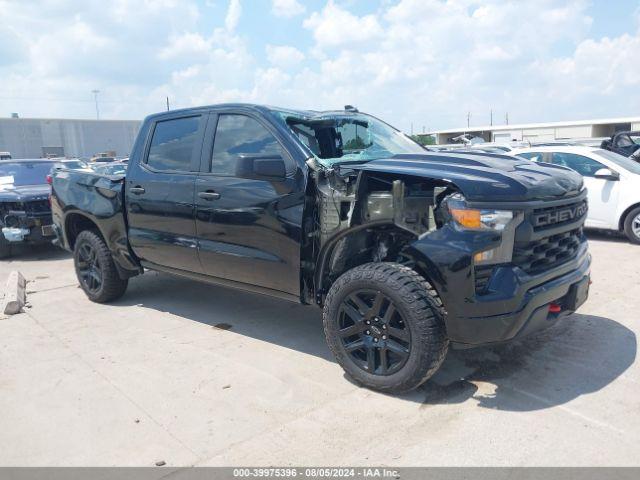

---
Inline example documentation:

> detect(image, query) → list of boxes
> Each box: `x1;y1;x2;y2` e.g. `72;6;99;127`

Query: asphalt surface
0;232;638;466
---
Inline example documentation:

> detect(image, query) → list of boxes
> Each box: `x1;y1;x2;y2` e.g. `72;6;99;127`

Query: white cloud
266;45;305;68
158;32;211;60
0;0;638;132
303;0;382;48
225;0;242;31
271;0;306;18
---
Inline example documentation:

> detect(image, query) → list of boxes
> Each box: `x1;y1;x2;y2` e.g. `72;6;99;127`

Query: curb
1;271;26;316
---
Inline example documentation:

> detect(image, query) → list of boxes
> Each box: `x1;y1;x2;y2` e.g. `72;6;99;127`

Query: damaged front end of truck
277;108;590;349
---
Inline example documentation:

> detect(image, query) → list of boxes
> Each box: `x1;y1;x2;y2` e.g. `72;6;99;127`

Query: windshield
273;110;426;166
0;162;53;186
596;149;640;175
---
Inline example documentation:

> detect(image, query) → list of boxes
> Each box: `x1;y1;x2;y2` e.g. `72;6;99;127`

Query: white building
429;116;640;145
0;117;141;159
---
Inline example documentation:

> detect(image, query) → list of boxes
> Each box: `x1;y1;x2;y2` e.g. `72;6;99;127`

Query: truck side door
126;114;206;273
194;111;305;296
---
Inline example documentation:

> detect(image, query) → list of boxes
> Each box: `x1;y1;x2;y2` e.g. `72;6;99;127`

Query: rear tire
623;206;640;244
323;262;448;393
73;230;128;303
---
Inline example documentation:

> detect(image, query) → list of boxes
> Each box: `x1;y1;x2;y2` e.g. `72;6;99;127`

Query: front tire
73;230;128;303
623;206;640;244
323;262;448;393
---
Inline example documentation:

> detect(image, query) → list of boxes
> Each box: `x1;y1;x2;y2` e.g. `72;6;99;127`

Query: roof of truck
144;103;365;121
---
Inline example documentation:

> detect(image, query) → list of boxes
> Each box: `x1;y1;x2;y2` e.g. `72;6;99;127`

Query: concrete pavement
0;234;638;466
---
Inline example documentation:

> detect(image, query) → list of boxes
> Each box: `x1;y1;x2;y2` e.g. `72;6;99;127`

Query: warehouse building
0;116;141;159
429;116;640;145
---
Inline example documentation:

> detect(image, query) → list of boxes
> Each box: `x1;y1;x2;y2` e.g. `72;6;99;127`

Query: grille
531;199;587;231
513;228;583;275
474;266;493;294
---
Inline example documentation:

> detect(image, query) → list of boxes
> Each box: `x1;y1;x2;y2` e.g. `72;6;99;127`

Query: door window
147;116;201;171
551;152;604;177
211;114;283;175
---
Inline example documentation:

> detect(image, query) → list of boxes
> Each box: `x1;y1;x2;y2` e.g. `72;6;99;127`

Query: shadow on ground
422;313;636;410
112;271;636;412
1;243;71;262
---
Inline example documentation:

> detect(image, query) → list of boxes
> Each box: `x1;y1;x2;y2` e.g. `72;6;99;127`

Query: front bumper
407;222;591;348
1;214;55;245
449;250;590;348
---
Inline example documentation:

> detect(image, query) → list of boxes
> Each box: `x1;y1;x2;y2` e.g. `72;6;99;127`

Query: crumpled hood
349;152;584;202
0;184;50;203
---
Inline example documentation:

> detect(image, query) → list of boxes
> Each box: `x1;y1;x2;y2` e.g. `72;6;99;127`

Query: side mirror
594;168;620;181
236;154;287;180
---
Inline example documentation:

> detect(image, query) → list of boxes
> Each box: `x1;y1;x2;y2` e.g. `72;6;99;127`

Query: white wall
493;130;522;141
555;125;591;139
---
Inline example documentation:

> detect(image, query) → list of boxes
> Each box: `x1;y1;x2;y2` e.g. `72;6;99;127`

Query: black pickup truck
51;104;591;392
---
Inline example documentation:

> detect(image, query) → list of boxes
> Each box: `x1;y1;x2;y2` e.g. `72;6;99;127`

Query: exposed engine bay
303;159;454;302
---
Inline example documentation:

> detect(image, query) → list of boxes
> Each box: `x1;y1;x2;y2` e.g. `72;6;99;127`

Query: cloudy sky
0;0;638;132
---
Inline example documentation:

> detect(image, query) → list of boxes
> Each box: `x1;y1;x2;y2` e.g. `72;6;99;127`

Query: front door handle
198;191;221;201
130;186;146;195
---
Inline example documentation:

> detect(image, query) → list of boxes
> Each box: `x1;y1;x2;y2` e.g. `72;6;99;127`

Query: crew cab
511;145;640;243
51;104;591;392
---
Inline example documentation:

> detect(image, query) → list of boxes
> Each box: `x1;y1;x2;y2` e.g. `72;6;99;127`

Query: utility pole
490;109;493;126
505;112;509;125
467;112;471;128
410;122;414;135
92;90;100;119
166;96;170;111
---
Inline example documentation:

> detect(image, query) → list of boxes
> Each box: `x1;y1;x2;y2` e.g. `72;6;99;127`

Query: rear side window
147;116;201;171
551;152;604;177
211;114;283;175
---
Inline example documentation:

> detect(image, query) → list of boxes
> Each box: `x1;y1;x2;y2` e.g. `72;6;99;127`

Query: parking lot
0;232;638;467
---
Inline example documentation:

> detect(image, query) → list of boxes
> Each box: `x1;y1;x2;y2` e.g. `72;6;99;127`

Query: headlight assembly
444;193;522;266
446;194;513;231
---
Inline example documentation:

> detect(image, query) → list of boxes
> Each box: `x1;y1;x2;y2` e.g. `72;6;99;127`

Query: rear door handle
198;191;221;201
130;186;145;195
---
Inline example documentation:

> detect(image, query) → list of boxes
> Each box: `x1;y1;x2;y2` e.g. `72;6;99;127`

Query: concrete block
1;271;26;315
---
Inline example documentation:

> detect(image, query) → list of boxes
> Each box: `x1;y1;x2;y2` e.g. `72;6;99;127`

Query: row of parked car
2;120;640;262
0;157;128;257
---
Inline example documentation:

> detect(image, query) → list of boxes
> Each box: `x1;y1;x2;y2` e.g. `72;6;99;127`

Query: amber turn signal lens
450;208;481;229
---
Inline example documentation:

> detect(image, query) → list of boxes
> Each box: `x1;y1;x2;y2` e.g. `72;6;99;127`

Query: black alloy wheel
76;242;103;294
73;230;128;303
338;290;411;375
323;262;449;393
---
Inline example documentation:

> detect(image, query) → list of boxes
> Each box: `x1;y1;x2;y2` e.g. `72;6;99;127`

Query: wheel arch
64;211;141;279
618;202;640;231
64;211;105;249
313;222;445;305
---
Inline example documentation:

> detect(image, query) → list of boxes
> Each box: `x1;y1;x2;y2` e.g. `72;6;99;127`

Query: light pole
92;89;100;119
